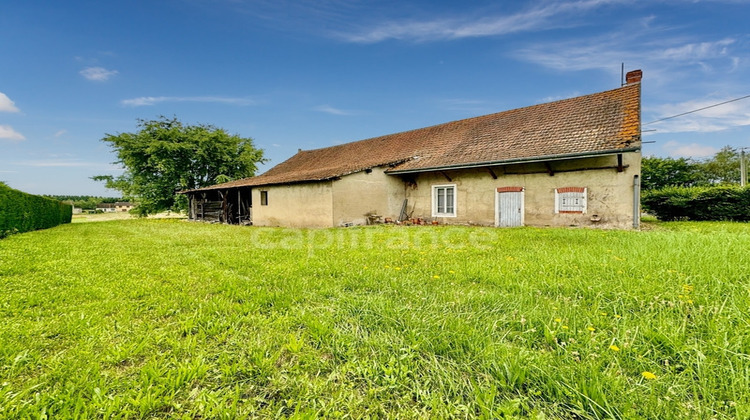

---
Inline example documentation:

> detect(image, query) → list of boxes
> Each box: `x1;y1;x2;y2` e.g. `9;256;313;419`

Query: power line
644;94;750;126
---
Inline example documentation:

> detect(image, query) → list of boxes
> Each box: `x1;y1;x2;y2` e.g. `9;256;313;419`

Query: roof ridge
294;83;639;156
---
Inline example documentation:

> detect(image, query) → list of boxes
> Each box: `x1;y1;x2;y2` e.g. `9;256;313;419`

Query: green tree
94;116;265;216
640;155;704;190
699;146;740;185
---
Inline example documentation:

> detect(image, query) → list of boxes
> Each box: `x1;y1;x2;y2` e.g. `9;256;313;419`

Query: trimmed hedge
642;185;750;221
0;183;73;238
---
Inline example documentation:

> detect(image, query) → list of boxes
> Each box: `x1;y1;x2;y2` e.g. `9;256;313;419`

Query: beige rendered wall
404;152;641;229
251;181;334;228
331;166;406;226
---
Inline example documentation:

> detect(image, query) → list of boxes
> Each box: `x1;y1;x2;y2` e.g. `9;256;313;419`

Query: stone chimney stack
625;69;642;84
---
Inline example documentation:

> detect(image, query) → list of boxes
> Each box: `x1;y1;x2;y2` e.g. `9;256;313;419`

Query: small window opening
555;187;587;214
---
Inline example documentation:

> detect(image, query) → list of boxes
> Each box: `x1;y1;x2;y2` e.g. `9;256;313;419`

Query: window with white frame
432;184;456;217
555;187;587;214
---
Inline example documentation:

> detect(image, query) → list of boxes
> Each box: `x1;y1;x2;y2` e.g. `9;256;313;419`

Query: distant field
71;211;185;223
1;220;748;418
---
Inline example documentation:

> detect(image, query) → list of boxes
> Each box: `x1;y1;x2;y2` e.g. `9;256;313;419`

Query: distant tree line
641;146;749;221
641;146;742;190
45;196;123;210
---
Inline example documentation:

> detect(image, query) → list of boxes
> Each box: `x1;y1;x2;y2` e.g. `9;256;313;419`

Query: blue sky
2;0;749;196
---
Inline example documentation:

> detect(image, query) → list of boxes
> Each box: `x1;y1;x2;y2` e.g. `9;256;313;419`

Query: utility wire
644;94;750;126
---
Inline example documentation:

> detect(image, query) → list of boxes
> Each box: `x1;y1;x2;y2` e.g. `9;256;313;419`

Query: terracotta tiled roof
190;81;640;191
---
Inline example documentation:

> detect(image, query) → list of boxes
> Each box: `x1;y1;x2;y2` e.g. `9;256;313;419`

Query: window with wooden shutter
555;187;587;214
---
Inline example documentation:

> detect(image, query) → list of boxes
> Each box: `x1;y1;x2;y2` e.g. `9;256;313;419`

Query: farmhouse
96;202;135;213
184;70;643;229
96;203;117;213
114;202;135;212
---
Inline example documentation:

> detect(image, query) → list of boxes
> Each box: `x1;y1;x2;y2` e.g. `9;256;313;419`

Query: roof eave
182;159;417;192
386;146;641;175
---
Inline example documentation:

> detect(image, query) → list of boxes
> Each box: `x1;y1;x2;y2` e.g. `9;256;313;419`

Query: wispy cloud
537;92;582;104
335;0;622;43
647;96;750;133
54;129;67;138
313;105;356;115
663;141;719;158
80;66;119;81
0;125;25;142
513;28;741;84
0;92;20;113
660;38;735;61
121;96;256;107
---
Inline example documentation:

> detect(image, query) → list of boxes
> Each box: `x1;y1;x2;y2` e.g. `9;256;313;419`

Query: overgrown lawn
1;220;748;418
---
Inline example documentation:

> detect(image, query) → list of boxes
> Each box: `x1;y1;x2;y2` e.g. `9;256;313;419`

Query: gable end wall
251;181;334;228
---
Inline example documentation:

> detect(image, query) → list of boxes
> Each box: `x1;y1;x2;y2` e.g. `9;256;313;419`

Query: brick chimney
625;69;642;84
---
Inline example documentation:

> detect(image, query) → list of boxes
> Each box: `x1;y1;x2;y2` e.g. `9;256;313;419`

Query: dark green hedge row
642;186;750;221
0;183;72;238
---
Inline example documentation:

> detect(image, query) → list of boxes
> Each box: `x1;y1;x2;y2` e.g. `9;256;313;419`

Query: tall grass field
1;220;748;418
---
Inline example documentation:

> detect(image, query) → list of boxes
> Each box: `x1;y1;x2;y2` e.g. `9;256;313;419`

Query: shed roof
189;81;640;192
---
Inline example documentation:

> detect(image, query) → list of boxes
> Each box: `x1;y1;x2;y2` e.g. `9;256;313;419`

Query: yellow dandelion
506;256;515;261
449;270;455;274
600;312;608;316
554;318;562;323
385;265;390;268
609;345;620;352
433;275;440;279
614;314;622;319
587;327;596;332
641;371;657;380
562;325;569;330
394;267;401;270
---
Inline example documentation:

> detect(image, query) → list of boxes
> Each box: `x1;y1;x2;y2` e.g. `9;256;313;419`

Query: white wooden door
496;189;524;227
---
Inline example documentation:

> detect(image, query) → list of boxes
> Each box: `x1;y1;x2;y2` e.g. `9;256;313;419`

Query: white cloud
0;92;20;112
663;141;719;158
80;67;119;81
313;105;355;115
54;129;67;137
121;96;255;107
0;125;25;141
538;92;582;104
647;96;750;133
660;38;735;61
513;29;741;85
336;0;623;43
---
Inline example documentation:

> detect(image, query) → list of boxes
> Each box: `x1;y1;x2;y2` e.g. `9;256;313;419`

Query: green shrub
642;185;750;221
0;183;73;238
